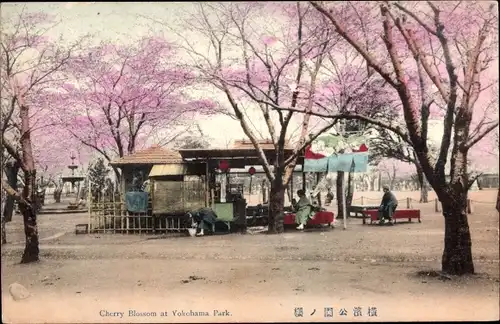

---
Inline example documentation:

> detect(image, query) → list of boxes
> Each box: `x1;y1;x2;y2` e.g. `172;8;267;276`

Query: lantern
248;167;256;176
219;160;230;172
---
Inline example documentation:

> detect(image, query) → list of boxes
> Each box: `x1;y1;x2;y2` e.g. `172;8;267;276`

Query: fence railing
88;201;190;234
343;196;497;214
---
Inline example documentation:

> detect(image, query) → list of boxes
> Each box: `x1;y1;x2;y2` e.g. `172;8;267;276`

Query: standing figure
325;187;334;206
189;207;219;236
378;185;398;225
294;190;315;230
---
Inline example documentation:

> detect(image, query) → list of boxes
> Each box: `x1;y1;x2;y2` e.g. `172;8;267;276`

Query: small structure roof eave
109;145;183;167
177;148;305;165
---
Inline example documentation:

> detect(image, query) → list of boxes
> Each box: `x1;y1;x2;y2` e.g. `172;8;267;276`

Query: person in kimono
378;185;398;225
188;207;219;236
294;189;315;230
325;187;334;206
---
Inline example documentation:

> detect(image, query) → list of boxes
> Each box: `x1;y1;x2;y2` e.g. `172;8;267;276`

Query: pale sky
1;2;338;149
1;2;498;174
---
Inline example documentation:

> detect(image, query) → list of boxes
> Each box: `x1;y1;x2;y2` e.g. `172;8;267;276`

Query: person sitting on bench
293;190;315;230
378;185;398;225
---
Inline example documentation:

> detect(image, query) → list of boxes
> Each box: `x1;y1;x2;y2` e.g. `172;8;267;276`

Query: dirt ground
2;190;499;323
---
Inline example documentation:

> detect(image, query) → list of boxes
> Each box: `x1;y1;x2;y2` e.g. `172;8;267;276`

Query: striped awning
149;164;187;177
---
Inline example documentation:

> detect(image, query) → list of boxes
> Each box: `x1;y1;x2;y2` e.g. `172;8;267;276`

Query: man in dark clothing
188;207;219;236
378;185;398;225
325;187;334;206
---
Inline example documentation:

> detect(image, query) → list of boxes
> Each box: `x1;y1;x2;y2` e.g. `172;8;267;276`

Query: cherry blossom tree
159;2;347;232
1;9;87;262
155;2;395;233
57;36;217;183
303;1;499;275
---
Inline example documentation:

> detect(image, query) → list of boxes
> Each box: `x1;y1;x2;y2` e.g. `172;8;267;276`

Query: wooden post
151;180;155;233
205;159;210;207
88;179;92;233
361;196;364;205
262;180;267;203
467;199;472;214
406;197;411;209
113;189;116;234
316;172;322;207
434;199;441;212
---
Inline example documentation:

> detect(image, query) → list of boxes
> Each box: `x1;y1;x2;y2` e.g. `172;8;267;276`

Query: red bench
284;211;335;226
363;209;421;224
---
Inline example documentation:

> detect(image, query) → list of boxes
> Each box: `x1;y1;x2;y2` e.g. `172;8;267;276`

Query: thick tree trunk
19;170;39;264
336;171;345;220
18;101;39;264
441;195;474;275
261;180;268;203
3;161;20;222
268;179;285;234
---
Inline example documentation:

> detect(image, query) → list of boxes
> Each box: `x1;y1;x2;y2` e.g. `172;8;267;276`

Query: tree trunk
19;170;39;264
441;195;474;275
346;170;354;209
416;165;429;203
336;171;345;219
18;100;39;264
261;180;267;203
496;187;500;213
377;171;382;191
1;213;6;244
389;165;396;189
268;179;285;234
3;161;20;222
112;167;122;194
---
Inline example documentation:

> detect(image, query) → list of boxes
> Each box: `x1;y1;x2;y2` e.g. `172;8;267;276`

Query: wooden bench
363;209;421;225
284;211;335;226
349;205;379;219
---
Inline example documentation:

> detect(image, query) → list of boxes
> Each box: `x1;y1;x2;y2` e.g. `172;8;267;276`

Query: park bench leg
409;218;411;222
418;217;421;223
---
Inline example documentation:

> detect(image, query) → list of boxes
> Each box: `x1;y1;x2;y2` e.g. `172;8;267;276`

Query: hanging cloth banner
304;134;369;173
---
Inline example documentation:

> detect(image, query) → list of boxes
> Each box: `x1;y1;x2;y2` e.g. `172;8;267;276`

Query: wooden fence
87;200;190;234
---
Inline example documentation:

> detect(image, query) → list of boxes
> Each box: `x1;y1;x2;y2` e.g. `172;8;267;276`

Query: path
2;190;499;322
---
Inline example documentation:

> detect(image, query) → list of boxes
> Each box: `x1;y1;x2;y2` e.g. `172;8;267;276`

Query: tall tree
164;2;391;232
163;2;342;232
58;37;217;184
1;9;86;263
301;1;499;274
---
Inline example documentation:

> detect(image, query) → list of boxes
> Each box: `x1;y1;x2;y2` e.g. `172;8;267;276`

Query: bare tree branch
1;178;32;208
